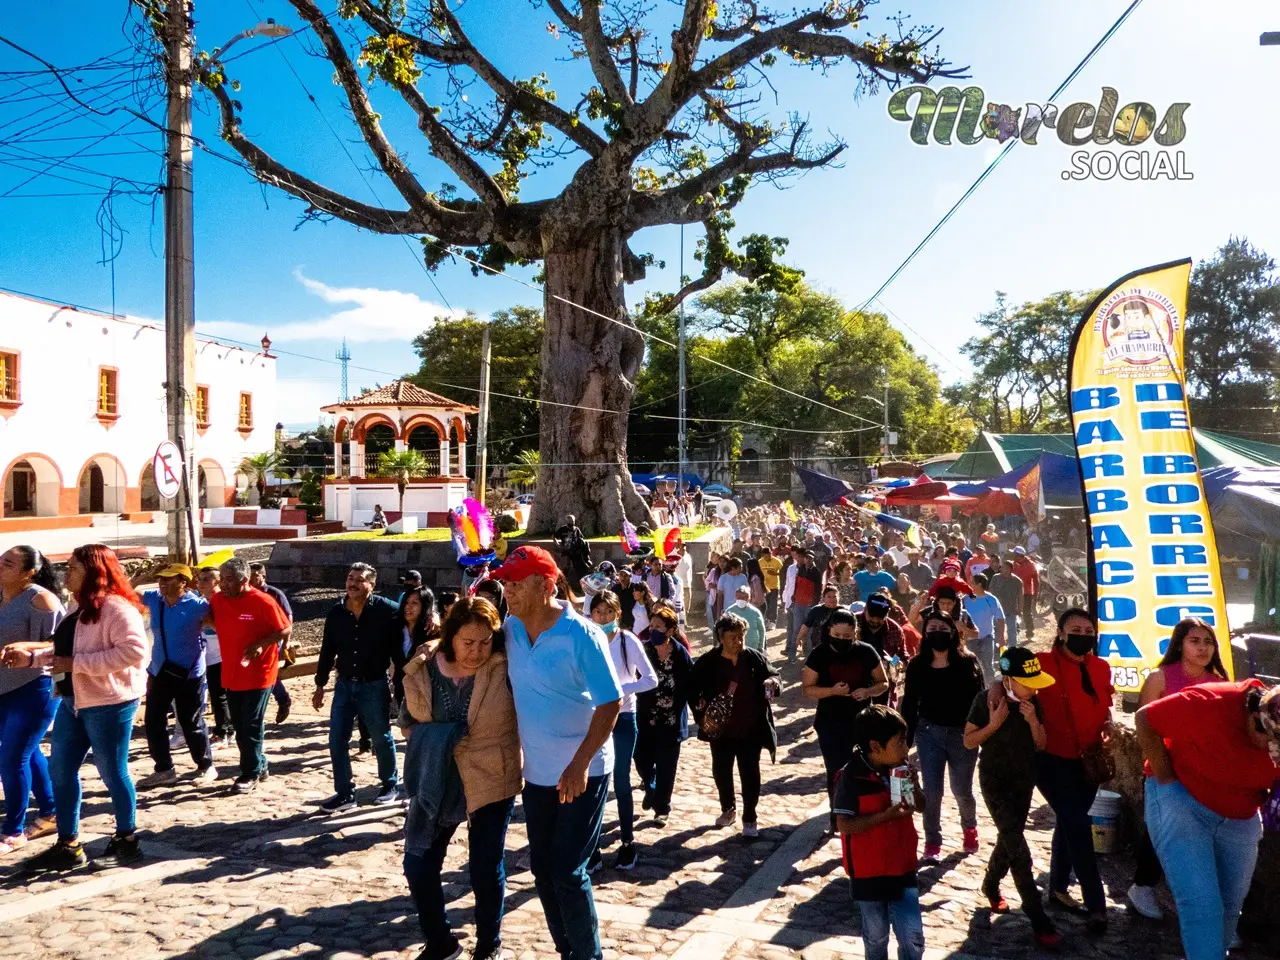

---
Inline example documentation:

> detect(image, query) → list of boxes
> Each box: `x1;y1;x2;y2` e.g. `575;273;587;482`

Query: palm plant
507;449;541;489
376;449;430;515
237;451;283;503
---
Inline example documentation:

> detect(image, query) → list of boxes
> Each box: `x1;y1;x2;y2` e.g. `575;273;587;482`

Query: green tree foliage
629;281;972;472
410;307;543;467
1186;237;1280;436
506;449;542;488
375;449;431;514
946;290;1098;434
237;451;283;501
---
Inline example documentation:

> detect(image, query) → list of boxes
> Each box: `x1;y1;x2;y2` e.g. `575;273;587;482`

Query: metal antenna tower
336;338;352;400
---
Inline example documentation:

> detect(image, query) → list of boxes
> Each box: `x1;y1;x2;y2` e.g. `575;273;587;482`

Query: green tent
928;430;1280;481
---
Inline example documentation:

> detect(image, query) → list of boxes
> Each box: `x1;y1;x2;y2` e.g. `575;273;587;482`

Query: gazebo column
332;439;343;477
458;436;468;477
394;437;406;454
349;439;365;478
439;438;450;476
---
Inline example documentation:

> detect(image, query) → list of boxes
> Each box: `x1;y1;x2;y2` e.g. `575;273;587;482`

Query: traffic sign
153;441;183;500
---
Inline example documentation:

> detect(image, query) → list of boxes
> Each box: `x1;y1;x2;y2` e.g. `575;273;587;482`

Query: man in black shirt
797;585;841;656
312;562;403;810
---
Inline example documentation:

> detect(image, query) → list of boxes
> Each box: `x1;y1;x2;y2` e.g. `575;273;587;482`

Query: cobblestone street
0;624;1259;960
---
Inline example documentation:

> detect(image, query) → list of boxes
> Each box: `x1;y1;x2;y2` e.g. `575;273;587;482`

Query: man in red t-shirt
1137;681;1280;960
1011;548;1039;642
209;558;290;791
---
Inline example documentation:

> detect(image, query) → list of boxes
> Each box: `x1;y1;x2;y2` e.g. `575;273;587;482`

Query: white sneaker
1126;883;1163;920
193;765;218;783
715;809;737;827
137;768;179;789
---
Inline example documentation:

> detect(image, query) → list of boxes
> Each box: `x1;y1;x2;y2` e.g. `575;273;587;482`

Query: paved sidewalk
0;625;1256;960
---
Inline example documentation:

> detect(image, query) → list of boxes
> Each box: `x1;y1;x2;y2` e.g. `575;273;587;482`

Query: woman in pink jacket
2;544;147;873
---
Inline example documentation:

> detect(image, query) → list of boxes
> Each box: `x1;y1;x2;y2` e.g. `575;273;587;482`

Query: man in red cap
493;545;622;960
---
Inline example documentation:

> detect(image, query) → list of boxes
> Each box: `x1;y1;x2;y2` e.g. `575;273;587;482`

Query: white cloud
196;269;464;344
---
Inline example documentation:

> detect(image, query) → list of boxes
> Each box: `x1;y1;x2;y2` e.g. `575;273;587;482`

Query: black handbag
155;606;192;683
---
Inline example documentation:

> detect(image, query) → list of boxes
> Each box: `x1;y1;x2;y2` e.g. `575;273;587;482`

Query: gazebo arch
353;413;399;442
2;453;63;518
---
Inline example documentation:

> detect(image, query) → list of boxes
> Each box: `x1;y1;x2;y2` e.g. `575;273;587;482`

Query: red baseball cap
491;545;560;583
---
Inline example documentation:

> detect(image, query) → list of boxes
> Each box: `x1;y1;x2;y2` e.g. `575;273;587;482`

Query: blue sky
2;0;1278;437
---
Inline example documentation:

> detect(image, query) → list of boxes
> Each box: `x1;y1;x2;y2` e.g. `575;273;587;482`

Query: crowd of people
0;500;1277;960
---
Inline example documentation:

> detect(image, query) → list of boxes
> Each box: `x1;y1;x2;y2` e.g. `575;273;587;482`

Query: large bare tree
166;0;963;534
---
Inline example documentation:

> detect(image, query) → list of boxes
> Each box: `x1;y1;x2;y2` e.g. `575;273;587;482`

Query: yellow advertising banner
1067;258;1230;693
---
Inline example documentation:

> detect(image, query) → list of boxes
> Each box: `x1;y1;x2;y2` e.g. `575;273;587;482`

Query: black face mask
829;636;853;650
1064;633;1096;657
926;631;953;652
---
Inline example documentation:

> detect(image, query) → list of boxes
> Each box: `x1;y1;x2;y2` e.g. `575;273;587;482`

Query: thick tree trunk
525;226;654;537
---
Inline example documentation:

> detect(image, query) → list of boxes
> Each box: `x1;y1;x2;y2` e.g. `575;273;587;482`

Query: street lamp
210;20;293;62
1262;32;1280;45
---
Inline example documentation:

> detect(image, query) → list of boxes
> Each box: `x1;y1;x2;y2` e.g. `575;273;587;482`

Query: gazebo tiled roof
321;378;477;414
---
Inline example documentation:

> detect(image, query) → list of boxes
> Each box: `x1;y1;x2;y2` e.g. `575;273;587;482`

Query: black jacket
636;639;694;741
315;595;404;688
689;645;780;760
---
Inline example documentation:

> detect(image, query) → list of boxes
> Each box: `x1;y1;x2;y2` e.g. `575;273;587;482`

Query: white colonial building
0;289;278;532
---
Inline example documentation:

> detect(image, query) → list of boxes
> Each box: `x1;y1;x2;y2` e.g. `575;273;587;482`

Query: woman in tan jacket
400;596;520;960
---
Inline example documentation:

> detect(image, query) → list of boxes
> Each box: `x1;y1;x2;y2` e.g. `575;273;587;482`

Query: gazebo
320;379;478;529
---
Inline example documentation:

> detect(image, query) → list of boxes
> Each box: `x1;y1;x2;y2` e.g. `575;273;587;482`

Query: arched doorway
198;460;228;509
2;455;61;517
77;455;125;514
139;462;160;510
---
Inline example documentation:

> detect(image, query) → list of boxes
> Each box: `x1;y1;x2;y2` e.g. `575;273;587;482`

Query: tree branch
580;0;633;107
544;0;583;32
392;80;507;207
351;0;608;157
202;77;438;236
289;0;436;216
628;128;844;230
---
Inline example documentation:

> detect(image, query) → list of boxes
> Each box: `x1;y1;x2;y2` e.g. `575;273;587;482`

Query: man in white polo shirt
494;546;622;960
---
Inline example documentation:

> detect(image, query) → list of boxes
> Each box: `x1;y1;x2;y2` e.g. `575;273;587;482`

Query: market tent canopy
951;452;1085;509
631;472;703;490
1202;466;1280;543
926;430;1280;481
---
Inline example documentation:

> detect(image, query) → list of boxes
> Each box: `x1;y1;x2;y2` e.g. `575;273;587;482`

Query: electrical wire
851;0;1147;357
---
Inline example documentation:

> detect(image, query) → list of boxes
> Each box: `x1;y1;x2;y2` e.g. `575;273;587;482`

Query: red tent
885;481;977;506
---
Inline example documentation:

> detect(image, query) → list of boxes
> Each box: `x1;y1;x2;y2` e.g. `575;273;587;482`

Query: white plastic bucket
1089;790;1122;854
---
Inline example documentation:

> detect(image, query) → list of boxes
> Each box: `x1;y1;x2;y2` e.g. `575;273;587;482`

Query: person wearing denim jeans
495;546;623;960
855;887;925;960
1136;677;1280;960
404;797;515;960
226;688;272;779
313;563;403;809
49;698;139;840
400;596;521;960
8;549;149;873
588;593;657;870
209;558;291;793
900;612;984;857
0;547;65;850
327;678;397;799
0;676;59;842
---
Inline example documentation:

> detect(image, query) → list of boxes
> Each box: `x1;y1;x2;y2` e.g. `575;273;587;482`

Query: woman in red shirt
1126;618;1229;920
1033;607;1113;935
1136;681;1280;960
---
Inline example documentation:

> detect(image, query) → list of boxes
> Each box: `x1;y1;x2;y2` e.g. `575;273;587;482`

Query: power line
852;0;1147;354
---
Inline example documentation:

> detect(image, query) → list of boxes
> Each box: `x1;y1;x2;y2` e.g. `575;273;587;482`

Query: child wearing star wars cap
963;648;1061;949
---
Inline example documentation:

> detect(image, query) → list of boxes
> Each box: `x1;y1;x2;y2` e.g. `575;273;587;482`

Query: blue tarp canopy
631;472;703;491
950;452;1084;509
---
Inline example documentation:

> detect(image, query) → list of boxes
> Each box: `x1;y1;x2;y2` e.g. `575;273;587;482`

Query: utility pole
882;380;890;457
677;225;687;499
475;325;492;505
163;0;198;564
